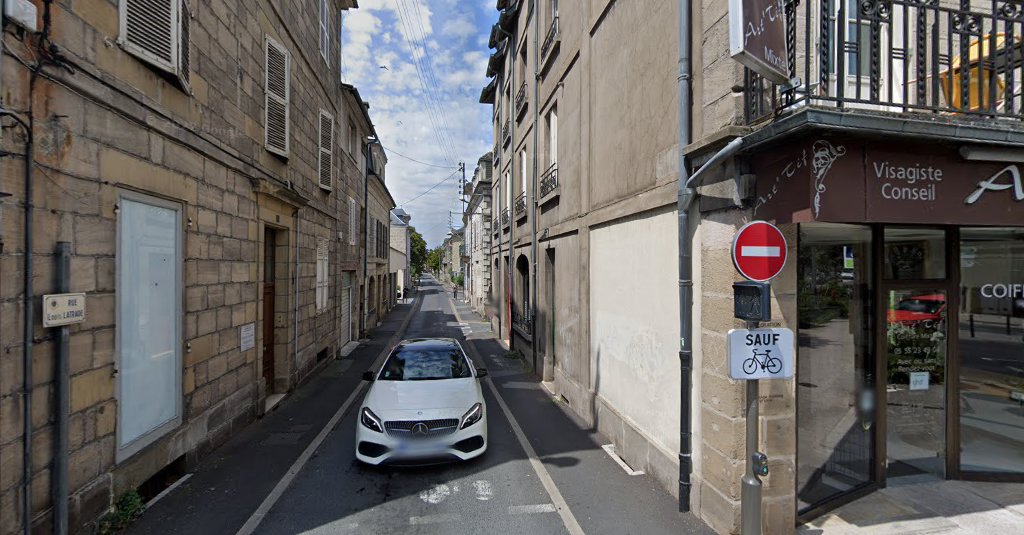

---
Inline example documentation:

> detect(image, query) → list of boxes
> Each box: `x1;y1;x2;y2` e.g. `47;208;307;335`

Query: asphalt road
129;274;711;535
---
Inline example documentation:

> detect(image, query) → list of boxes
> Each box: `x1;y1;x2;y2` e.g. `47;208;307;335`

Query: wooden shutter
318;110;334;190
121;0;176;72
349;198;357;246
265;37;290;156
316;240;328;311
177;0;191;89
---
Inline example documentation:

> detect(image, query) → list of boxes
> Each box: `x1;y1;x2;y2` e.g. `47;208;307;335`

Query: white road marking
144;473;193;509
234;296;419;535
741;245;781;257
450;293;586;535
472;480;493;501
601;444;645;476
509;504;557;515
409;513;461;525
501;381;541;390
419;483;452;504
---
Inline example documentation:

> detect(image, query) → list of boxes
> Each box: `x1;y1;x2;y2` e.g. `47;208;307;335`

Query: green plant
96;490;144;534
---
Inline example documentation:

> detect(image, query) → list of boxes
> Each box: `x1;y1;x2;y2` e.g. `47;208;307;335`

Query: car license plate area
396;440;448;455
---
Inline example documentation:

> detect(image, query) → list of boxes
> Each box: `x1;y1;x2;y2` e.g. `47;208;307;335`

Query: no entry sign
732;221;787;282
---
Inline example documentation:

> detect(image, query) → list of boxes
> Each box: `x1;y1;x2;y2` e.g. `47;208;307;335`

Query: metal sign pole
741;321;762;535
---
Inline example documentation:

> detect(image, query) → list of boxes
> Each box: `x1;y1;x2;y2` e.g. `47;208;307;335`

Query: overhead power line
397;170;459;207
381;144;456;169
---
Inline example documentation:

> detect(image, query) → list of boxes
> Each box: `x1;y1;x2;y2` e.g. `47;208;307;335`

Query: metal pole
742;321;762;535
54;242;70;535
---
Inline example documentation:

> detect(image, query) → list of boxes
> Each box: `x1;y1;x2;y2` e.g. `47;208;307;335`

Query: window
546;106;558;167
504;171;511;208
264;36;291;156
377;344;472;381
369;217;376;257
349;123;357;156
319;0;330;65
316;239;329;312
519;149;527;194
318;109;334;190
117;194;182;459
338;10;344;81
349;197;358;246
119;0;191;89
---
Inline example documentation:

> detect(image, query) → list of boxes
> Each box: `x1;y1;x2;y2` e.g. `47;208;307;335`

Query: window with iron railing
743;0;1024;124
540;164;559;198
542;15;559;60
515;82;528;119
514;192;527;218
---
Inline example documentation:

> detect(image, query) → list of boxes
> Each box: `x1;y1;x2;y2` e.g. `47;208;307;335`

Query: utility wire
381;144;456;169
397;170;459;207
393;1;457;163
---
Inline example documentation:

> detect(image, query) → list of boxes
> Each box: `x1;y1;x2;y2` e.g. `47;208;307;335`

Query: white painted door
341;272;352;346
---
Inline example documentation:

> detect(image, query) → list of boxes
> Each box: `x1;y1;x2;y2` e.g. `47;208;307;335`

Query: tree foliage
409;227;427;276
427;247;443;273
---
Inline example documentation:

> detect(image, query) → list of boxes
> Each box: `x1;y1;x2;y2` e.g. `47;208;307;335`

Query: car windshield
896;298;943;314
378;346;472;381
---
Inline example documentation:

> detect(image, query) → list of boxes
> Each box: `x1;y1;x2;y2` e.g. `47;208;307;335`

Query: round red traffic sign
732;221;788;282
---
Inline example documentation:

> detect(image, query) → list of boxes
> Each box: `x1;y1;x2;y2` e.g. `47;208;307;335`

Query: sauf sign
729;0;789;84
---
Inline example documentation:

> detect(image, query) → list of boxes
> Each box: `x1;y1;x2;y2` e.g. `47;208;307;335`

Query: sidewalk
799;478;1024;534
447;293;715;535
125;299;419;535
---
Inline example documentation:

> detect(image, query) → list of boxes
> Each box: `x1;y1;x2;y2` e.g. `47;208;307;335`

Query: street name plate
727;328;794;380
240;323;255;352
42;293;87;328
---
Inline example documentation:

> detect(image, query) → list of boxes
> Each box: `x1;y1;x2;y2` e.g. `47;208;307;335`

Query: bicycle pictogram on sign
743;348;782;375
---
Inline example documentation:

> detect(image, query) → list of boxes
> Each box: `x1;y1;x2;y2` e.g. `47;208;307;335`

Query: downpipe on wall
529;0;540;375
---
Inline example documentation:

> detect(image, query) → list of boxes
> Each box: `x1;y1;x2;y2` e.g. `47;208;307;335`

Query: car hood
364;378;482;413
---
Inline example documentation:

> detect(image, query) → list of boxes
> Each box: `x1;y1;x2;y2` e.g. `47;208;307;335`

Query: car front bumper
355;416;487;465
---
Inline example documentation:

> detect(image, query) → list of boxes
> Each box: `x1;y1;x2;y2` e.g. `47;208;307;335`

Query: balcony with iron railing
540;163;559;201
541;16;560;63
502;119;511;146
743;0;1024;126
515;82;528;119
511;308;533;336
501;207;510;229
514;192;527;220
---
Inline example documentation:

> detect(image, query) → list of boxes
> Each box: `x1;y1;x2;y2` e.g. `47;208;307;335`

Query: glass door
957;228;1024;478
880;228;954;481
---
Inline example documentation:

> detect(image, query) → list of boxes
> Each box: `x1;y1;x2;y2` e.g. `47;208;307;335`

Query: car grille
384;418;460;439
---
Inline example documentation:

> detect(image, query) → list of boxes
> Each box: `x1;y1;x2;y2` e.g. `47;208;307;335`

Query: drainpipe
363;144;370;336
529;0;540;372
293;210;299;386
21;125;34;535
495;17;517;350
676;0;694;508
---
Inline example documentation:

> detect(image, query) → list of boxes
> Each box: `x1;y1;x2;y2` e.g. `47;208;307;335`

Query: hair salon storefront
752;134;1024;519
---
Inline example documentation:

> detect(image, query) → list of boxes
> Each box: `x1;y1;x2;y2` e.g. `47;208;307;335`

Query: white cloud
343;0;500;247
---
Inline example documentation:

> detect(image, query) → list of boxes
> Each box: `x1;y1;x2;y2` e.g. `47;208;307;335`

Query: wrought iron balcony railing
744;0;1024;124
515;82;527;118
542;16;559;60
501;207;510;227
540;163;558;198
514;192;527;218
511;308;533;335
502;119;510;146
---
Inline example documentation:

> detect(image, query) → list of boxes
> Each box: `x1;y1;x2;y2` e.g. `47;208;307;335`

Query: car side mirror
362;370;375;381
476;367;488;378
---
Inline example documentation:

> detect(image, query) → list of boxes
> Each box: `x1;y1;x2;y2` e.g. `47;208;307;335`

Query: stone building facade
0;1;389;533
389;208;412;299
464;153;493;315
482;1;1024;534
364;150;395;333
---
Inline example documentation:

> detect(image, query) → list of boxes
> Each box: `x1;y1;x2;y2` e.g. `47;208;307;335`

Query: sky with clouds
342;0;498;248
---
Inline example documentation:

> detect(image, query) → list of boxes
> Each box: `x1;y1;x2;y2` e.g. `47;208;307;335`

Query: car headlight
360;407;383;433
461;403;483;429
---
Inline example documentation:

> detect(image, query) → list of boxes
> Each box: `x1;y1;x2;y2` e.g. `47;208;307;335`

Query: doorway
263;228;278;392
878;228;954;482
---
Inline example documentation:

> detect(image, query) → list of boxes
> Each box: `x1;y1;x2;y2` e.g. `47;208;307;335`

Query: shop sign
729;0;789;84
42;293;86;328
727;327;794;380
753;137;1024;225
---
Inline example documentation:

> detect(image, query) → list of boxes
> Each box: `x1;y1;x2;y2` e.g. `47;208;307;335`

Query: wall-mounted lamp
960;145;1024;163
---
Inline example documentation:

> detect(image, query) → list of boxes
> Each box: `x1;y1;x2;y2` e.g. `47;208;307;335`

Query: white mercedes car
355;338;488;465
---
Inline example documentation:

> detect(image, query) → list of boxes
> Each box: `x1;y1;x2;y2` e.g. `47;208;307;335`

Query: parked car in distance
355;338;488;465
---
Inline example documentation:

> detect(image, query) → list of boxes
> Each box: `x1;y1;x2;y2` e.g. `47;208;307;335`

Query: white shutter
265;36;291;156
316;240;329;312
119;0;189;87
349;198;357;246
318;110;334;190
319;0;330;64
177;0;191;90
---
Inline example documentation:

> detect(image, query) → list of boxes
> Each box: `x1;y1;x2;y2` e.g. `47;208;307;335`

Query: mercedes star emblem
411;422;429;437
